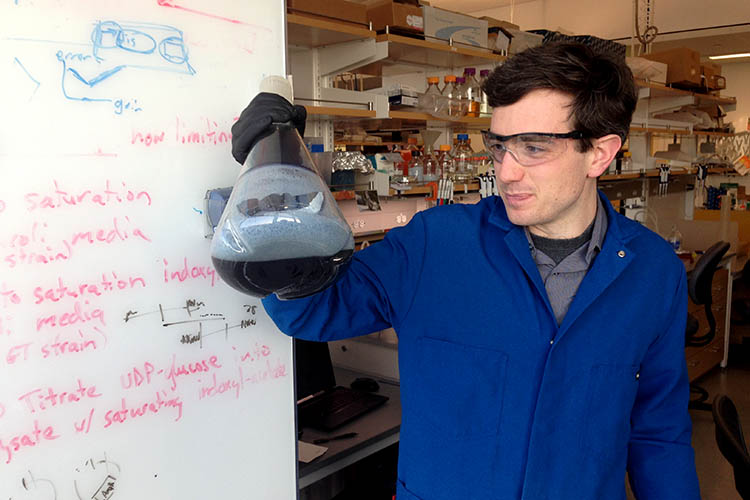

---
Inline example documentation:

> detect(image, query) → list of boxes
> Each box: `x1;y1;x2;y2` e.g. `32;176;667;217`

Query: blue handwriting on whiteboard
56;20;195;114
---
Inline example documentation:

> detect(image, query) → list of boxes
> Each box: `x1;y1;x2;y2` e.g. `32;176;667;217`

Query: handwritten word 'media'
35;300;105;332
24;179;152;211
3;217;152;268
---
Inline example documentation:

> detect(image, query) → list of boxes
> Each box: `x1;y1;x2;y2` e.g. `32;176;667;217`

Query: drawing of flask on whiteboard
210;78;354;300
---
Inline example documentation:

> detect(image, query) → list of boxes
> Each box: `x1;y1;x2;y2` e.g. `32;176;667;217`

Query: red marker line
156;0;271;32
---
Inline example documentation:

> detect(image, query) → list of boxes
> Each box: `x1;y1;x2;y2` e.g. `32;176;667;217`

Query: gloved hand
231;92;307;165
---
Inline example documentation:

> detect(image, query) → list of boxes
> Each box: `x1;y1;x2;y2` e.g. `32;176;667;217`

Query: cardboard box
488;27;511;53
643;48;702;87
627;56;668;84
422;5;488;48
701;62;726;90
505;28;543;54
480;16;519;31
367;0;424;33
287;0;367;26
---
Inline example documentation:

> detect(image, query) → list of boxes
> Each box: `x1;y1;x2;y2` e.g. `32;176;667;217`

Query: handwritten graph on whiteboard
0;1;295;499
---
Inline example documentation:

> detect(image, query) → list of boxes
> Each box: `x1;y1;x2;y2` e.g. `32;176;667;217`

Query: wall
723;62;750;130
468;0;750;40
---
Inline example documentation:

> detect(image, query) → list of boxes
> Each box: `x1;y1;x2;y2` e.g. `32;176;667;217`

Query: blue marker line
13;57;40;97
67;65;125;87
193;207;204;214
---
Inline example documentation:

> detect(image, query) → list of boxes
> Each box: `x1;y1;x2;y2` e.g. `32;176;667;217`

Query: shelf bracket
317;38;388;76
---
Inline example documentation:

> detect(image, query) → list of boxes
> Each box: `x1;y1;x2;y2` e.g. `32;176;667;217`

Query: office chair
685;240;730;411
712;394;750;500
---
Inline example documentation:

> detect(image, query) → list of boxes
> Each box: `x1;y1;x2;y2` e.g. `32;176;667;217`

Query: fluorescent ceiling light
709;53;750;60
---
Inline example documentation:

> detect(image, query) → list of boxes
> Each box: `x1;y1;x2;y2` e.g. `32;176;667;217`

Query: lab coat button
636;372;640;380
549;339;554;345
617;250;626;258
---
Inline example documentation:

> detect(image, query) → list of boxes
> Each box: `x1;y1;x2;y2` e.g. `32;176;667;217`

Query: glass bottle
622;151;633;172
479;69;490;115
438;144;455;179
422;144;439;182
463;67;481;117
442;75;460;118
420;76;443;116
454;76;470;117
453;134;474;182
407;139;424;182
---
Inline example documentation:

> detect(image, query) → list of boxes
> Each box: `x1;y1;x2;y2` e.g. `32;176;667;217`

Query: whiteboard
0;1;296;499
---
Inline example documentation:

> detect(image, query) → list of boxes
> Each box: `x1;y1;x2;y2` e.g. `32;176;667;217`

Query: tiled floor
628;346;750;500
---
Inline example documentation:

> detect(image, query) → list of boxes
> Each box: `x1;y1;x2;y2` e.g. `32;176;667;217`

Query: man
231;43;700;499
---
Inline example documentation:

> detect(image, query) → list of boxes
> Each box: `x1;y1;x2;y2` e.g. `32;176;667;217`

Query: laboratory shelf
304;105;376;119
286;13;375;48
692;130;736;138
374;33;505;73
634;78;737;107
629;126;692;136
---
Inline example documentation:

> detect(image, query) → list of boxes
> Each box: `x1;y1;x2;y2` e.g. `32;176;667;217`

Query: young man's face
489;89;613;238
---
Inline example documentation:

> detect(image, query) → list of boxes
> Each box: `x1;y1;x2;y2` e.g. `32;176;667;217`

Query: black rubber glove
231;92;307;165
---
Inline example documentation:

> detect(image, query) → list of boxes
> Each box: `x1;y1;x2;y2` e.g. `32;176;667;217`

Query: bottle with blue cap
210;76;354;300
453;133;475;183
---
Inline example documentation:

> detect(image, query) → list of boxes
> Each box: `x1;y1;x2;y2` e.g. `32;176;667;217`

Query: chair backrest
688;241;730;306
712;394;750;499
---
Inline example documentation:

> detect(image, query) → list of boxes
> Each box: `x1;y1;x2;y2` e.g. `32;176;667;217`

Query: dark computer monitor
294;338;336;403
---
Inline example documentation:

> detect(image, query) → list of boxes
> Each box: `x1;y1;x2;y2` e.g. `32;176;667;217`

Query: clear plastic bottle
453;134;474;182
422;145;439;181
463;68;482;117
442;75;461;118
420;76;443;116
479;69;491;115
438;144;455;179
667;224;683;252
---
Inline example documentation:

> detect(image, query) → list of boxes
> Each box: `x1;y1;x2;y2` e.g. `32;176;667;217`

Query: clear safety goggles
481;130;586;167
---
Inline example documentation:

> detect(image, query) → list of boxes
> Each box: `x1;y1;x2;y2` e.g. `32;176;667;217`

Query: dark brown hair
481;42;636;152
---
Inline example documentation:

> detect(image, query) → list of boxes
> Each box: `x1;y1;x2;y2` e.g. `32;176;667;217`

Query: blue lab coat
263;192;700;500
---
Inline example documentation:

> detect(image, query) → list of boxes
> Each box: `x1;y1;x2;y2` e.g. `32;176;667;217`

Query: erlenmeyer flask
211;89;353;300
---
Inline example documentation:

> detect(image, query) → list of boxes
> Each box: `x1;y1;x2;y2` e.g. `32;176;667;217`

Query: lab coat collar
491;191;638;336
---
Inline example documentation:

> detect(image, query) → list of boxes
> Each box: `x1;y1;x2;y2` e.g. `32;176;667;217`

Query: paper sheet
298;441;328;463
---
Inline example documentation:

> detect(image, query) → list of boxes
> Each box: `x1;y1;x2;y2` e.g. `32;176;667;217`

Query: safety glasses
481;130;586;167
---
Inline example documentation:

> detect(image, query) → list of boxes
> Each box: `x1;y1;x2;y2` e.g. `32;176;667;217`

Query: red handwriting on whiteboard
166;353;222;390
0;199;5;213
0;283;21;307
41;328;104;358
163;258;218;287
3;218;151;268
35;301;105;332
130;116;232;148
17;378;102;414
234;342;271;364
103;391;183;428
243;358;288;385
131;130;166;146
0;420;60;465
6;343;33;365
24;179;152;211
0;403;5;419
33;272;147;305
198;367;243;400
120;362;157;389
